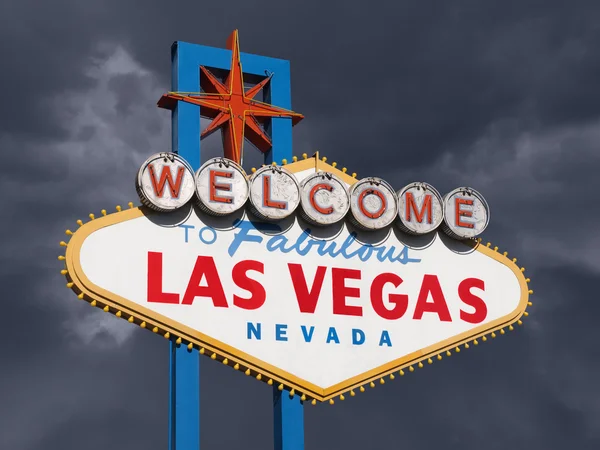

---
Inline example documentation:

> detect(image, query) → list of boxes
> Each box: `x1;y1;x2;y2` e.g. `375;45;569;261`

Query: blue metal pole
168;41;201;450
273;387;305;450
166;36;304;450
265;73;305;450
169;341;200;450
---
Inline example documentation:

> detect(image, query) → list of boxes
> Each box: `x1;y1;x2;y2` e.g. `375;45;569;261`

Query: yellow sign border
59;155;532;404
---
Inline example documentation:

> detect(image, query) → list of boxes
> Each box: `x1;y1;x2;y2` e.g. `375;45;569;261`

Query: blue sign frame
168;39;303;450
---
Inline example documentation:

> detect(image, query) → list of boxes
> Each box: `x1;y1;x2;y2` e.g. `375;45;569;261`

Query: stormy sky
2;1;599;449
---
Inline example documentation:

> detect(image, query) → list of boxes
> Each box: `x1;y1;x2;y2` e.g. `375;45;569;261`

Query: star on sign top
158;30;304;164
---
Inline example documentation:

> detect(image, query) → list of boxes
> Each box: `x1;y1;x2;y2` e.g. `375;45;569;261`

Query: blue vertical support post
169;41;201;450
262;59;293;166
262;61;305;450
273;387;305;450
167;37;304;450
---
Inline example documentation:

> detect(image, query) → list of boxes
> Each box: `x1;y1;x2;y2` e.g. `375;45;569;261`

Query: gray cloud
2;1;600;449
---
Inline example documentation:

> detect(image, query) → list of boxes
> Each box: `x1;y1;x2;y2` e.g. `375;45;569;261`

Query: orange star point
158;30;304;164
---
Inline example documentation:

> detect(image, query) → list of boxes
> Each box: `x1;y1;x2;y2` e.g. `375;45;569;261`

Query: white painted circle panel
195;158;249;216
136;152;196;212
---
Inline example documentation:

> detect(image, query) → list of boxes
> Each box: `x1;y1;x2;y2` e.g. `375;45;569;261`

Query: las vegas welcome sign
60;152;530;404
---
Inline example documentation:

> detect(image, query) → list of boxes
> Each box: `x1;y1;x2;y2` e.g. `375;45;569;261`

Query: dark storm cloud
2;1;600;449
0;2;99;139
5;0;600;166
59;0;600;173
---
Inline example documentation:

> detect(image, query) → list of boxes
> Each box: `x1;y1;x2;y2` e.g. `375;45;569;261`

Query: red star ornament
158;30;304;164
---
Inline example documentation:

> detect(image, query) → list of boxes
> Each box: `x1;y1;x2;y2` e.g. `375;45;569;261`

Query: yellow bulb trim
58;200;532;405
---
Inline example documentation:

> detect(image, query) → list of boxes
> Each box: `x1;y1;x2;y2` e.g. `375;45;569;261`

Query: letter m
406;192;432;224
148;164;185;198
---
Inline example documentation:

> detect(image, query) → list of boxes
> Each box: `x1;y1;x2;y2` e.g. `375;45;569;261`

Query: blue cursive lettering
227;220;420;265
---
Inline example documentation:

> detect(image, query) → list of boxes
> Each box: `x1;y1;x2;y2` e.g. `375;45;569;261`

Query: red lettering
148;164;185;198
332;268;362;316
459;278;487;323
147;251;179;304
309;183;334;215
455;197;474;228
405;192;432;224
358;188;387;219
181;256;228;307
370;273;408;320
288;264;327;313
232;260;266;310
262;175;287;209
210;169;233;204
413;274;452;321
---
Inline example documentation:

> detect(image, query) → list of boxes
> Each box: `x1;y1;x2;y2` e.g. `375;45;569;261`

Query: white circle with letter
195;157;249;216
349;177;397;230
299;172;350;225
396;182;444;235
442;187;490;239
135;152;196;212
249;165;300;221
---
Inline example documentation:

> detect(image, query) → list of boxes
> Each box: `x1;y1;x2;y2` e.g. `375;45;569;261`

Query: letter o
349;178;398;230
198;226;217;245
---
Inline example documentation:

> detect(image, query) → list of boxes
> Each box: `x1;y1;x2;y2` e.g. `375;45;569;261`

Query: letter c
309;183;334;215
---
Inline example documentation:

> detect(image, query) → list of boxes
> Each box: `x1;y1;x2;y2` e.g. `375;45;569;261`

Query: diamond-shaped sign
61;156;529;403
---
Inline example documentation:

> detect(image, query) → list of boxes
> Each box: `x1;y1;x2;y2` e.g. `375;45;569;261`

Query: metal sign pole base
169;342;200;450
168;34;297;450
273;387;305;450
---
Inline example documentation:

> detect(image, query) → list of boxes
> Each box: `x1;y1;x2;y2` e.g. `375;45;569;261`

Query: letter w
148;164;185;198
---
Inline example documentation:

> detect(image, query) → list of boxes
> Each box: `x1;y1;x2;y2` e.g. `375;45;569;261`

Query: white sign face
135;153;196;212
195;158;249;216
66;157;526;402
349;178;398;230
442;187;490;239
67;209;526;401
249;166;300;221
396;182;444;235
299;172;350;226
